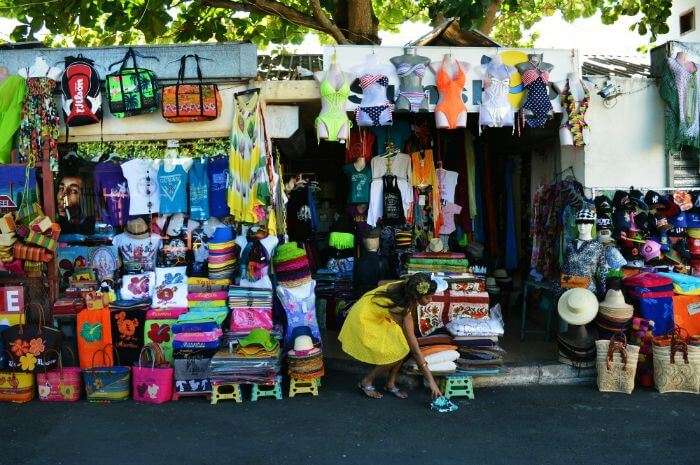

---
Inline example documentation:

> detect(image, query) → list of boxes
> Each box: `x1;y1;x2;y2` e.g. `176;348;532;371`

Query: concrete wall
582;76;667;189
657;0;700;43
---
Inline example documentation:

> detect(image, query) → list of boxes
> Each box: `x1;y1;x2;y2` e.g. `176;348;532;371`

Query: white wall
582;76;667;189
656;0;699;43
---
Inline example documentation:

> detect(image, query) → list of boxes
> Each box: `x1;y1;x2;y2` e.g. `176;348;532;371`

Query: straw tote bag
652;328;700;394
82;345;130;402
36;348;81;402
596;332;640;394
0;351;34;403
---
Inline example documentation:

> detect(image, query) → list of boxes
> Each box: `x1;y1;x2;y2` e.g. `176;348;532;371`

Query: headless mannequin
390;47;430;112
516;53;556;121
556;72;591;146
479;54;516;129
429;54;470;129
314;55;353;141
351;54;396;127
18;56;62;80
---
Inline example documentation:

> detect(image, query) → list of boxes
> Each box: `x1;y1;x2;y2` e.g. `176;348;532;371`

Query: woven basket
595;334;640;394
652;344;700;394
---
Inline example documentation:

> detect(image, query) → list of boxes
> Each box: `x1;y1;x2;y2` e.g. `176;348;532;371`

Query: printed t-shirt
121;158;160;215
158;162;188;214
112;232;163;273
343;163;372;204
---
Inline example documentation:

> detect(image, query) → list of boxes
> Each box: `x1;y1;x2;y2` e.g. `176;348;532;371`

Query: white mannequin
18;56;62;80
577;223;594;243
314;52;353;141
429;54;470;129
556;72;592;146
350;53;396;127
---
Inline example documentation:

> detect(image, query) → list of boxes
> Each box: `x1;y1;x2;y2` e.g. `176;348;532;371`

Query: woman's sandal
384;385;408;399
358;383;382;399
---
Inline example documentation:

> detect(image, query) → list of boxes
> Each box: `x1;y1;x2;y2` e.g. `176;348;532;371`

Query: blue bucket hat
210;225;235;244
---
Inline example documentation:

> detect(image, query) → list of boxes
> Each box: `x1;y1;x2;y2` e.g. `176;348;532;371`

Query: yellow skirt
338;285;409;365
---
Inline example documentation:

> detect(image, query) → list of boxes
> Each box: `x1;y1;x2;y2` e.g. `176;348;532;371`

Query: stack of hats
207;226;240;280
327;232;354;277
273;242;312;288
209;328;281;385
557;288;599;368
595;288;634;338
287;326;324;380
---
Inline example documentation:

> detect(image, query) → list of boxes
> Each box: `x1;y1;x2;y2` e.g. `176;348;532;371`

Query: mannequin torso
391;48;430;112
430;55;470;129
314;62;353;141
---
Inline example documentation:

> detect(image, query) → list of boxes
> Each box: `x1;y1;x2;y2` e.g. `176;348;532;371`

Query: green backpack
106;48;159;118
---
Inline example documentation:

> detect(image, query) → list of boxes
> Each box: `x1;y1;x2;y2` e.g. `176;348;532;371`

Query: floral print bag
1;303;63;372
161;54;221;123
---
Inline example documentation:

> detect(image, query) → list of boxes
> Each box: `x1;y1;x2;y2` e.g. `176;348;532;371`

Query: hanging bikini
479;61;515;130
435;64;467;129
520;65;553;128
395;63;428;112
315;73;352;142
356;74;393;127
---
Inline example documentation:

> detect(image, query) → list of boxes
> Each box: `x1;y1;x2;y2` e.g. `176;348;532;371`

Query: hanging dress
559;80;590;147
521;66;553;128
315;73;352;142
366;153;412;227
410;149;443;237
0;76;26;164
18;76;60;166
228;91;270;223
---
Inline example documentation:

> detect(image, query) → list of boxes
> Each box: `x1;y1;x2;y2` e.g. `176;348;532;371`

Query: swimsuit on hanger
315;73;352;142
435;65;466;129
356;74;393;127
560;79;590;147
396;63;428;112
479;64;514;129
667;57;700;139
521;65;553;128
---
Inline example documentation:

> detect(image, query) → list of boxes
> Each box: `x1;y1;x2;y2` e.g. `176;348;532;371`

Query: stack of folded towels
209;328;281;385
207;225;240;280
287;326;324;380
407;252;469;275
446;304;506;375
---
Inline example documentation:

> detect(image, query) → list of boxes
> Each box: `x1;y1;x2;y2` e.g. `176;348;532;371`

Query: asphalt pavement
1;370;698;465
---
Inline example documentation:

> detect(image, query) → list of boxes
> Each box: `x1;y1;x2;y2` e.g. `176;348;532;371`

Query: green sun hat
239;328;279;351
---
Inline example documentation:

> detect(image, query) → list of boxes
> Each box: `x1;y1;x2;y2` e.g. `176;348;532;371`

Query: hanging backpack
106;48;159;118
61;54;103;127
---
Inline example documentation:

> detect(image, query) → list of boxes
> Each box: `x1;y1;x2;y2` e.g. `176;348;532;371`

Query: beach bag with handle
106;47;159;118
82;344;130;402
652;326;700;394
161;54;221;123
1;303;63;372
36;348;81;402
0;350;34;403
595;332;640;394
76;307;113;369
132;342;173;404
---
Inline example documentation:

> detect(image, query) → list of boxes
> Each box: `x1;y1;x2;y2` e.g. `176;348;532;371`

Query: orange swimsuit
435;66;467;129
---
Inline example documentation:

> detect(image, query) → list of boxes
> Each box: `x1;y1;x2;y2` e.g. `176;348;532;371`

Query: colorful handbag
36;348;81;402
0;358;34;403
1;303;63;372
76;307;113;369
132;343;173;404
161;54;221;123
106;47;159;118
82;344;130;402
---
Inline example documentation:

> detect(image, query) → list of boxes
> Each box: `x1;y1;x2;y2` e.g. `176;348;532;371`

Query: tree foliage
0;0;673;47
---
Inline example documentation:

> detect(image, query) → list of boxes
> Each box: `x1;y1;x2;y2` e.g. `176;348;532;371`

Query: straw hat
598;289;634;320
557;288;599;325
428;238;444;253
288;335;320;357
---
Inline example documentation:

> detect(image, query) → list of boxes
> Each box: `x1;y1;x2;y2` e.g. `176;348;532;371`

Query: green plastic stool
251;377;283;401
440;375;474;400
211;382;242;404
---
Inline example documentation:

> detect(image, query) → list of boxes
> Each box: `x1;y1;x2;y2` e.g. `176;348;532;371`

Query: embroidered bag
0;359;34;403
36;348;81;402
110;308;146;366
106;47;159;118
82;344;130;402
76;307;113;369
1;303;63;372
132;343;173;404
161;54;221;123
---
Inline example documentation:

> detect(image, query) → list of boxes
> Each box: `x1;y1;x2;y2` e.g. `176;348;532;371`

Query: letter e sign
0;286;24;313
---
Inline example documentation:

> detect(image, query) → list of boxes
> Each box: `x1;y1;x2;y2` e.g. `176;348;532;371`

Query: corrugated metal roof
257;54;322;80
582;55;651;78
407;18;500;47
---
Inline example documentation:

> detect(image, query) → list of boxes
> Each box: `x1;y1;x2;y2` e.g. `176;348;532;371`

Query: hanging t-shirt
158;162;188;214
286;186;314;242
93;161;130;227
208;156;230;218
112;232;162;273
159;216;190;267
343;163;372;204
382;175;405;226
121;158;160;215
439;203;463;235
437;168;459;204
189;158;210;220
344;128;375;163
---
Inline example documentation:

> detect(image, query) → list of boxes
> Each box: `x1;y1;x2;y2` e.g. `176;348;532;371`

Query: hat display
126;217;149;236
557;288;599;325
428;238;445;253
595;289;634;337
273;242;312;288
644;190;666;209
594;195;613;215
239;328;279;352
575;207;596;224
288;335;321;357
287;326;324;379
628;189;648;210
641;240;661;262
599;289;633;313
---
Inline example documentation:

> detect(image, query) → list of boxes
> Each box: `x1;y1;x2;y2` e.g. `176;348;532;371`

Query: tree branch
479;0;503;35
309;0;349;44
199;0;325;33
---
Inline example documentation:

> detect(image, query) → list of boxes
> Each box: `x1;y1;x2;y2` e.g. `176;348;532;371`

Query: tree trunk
343;0;380;44
479;0;502;35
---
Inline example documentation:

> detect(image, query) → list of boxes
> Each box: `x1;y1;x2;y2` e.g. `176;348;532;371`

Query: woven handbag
161;54;221;123
36;348;81;402
0;365;34;403
106;47;159;118
652;327;700;394
82;344;130;402
595;332;640;394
